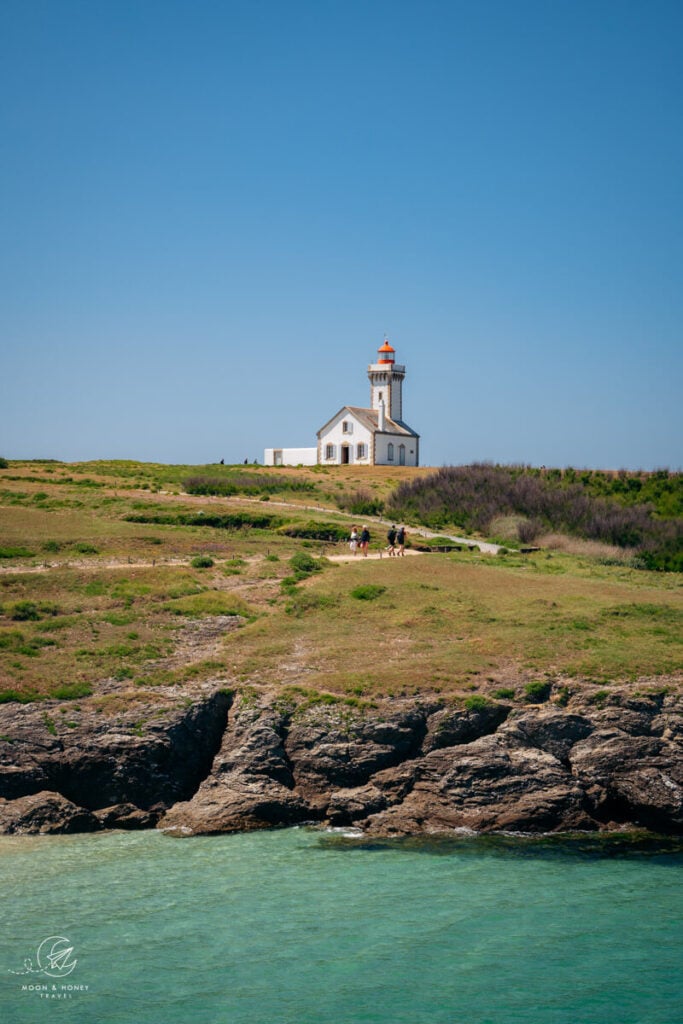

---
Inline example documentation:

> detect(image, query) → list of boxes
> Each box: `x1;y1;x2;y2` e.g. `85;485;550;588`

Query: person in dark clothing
396;526;406;556
386;525;397;556
360;526;370;557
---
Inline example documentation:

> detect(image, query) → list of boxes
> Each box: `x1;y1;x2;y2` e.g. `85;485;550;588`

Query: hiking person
396;525;406;556
360;526;370;556
386;525;397;556
349;527;359;555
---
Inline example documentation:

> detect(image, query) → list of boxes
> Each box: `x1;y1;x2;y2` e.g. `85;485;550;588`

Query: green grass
350;584;387;601
165;591;255;618
0;460;680;705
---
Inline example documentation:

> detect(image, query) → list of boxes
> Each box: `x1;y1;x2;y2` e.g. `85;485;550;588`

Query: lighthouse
368;339;406;423
265;337;420;466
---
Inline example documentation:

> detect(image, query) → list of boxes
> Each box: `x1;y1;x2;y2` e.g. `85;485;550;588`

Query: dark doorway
341;445;350;464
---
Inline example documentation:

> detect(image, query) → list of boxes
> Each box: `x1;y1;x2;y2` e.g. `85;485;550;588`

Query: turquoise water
1;828;681;1024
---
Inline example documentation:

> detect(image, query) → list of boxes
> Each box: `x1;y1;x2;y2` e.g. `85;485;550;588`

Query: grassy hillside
0;460;680;709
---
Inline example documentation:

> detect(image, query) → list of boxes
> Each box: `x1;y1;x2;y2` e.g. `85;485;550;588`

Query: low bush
126;511;281;531
464;695;492;711
8;601;41;621
0;547;35;559
0;689;44;704
279;521;349;542
289;552;324;579
350;584;386;601
52;682;93;700
183;473;315;497
492;687;515;700
524;680;552;703
191;555;215;568
336;489;384;516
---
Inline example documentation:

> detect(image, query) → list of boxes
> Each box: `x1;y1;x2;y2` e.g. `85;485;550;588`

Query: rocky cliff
0;687;681;837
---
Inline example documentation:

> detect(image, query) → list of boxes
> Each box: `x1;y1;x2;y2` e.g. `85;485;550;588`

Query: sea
1;827;681;1024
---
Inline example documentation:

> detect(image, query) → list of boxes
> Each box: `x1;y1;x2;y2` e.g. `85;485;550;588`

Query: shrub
72;543;99;555
280;521;349;542
350;584;386;601
0;457;8;469
385;463;683;569
517;518;543;543
336;489;384;516
191;555;215;568
464;694;493;711
125;511;281;531
492;687;515;700
0;547;35;559
183;473;314;497
9;601;41;621
524;680;552;703
52;682;93;700
289;552;324;578
0;689;44;704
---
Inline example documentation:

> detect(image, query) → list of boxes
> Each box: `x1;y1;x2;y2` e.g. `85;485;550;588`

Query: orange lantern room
377;339;395;364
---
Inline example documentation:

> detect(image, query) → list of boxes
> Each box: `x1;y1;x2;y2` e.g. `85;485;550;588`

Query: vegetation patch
0;546;35;559
191;555;215;568
165;591;254;618
289;551;326;579
386;464;683;571
279;521;349;542
350;584;386;601
492;687;516;700
335;488;384;516
285;592;339;617
125;511;282;530
464;694;494;711
524;680;552;703
183;473;315;497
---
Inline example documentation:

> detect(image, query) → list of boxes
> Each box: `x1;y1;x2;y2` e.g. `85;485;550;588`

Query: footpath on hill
0;493;500;576
233;496;502;554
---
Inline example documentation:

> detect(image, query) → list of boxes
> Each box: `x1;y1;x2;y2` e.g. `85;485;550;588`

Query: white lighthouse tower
368;338;405;424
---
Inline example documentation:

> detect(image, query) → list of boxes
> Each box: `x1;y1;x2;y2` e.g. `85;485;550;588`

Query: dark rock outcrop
0;691;230;831
0;688;681;838
0;791;100;834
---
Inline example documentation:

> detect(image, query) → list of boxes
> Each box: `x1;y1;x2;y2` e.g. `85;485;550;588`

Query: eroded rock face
0;691;230;831
0;688;681;838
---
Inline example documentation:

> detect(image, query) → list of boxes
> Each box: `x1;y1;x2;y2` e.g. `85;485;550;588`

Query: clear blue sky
2;0;681;469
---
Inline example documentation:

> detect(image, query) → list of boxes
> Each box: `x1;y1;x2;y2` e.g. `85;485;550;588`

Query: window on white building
387;443;394;461
342;420;352;434
325;444;335;460
356;443;366;459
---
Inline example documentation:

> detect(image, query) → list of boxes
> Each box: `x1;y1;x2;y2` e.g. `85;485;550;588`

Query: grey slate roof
317;406;419;438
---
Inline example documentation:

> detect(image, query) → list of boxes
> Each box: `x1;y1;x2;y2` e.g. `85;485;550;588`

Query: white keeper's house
264;339;420;467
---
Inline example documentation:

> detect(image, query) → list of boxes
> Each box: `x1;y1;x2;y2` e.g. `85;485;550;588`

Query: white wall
319;413;373;465
263;447;318;466
373;433;419;466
